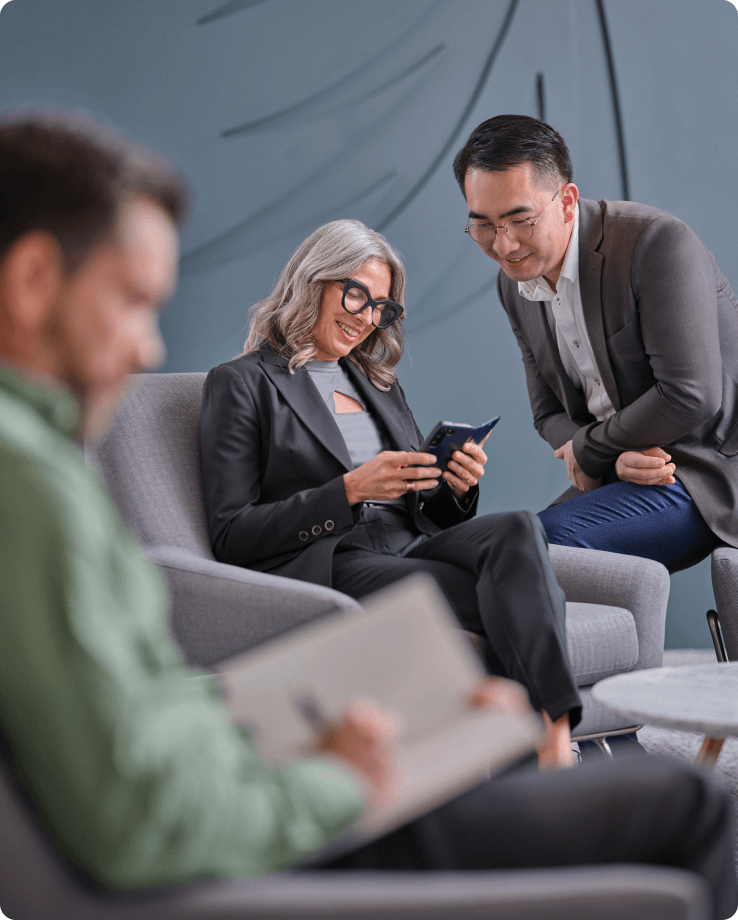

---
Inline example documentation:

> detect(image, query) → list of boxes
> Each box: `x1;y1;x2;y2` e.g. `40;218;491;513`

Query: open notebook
216;573;542;849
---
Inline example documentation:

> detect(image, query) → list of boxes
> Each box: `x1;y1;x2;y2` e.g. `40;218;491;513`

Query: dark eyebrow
468;204;532;221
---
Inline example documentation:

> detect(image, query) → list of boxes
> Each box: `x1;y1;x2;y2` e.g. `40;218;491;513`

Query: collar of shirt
517;203;579;302
0;361;79;437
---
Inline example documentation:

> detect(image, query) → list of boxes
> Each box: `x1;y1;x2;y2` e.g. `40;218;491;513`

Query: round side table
593;663;738;767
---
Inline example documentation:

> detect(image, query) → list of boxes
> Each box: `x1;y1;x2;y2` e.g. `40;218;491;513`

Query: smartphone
420;416;500;473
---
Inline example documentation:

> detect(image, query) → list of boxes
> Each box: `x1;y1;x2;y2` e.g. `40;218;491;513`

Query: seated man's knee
537;504;576;546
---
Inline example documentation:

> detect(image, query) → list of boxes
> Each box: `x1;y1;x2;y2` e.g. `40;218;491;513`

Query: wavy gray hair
242;219;406;389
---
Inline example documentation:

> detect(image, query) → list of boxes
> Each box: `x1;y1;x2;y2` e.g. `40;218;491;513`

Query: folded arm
572;218;722;479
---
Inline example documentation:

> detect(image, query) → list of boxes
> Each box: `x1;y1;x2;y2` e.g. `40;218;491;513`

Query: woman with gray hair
201;219;581;768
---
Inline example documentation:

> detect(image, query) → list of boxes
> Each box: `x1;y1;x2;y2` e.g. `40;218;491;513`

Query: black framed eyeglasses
464;186;564;247
338;278;403;329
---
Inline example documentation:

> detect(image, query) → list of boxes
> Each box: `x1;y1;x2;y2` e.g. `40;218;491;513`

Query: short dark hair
0;108;188;271
452;114;573;197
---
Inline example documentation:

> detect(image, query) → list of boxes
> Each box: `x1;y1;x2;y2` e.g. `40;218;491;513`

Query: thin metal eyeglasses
337;278;403;329
464;186;564;247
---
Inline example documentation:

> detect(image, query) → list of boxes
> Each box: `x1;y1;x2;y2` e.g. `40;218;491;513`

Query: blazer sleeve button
325;520;335;531
312;524;322;536
418;501;425;511
299;531;309;541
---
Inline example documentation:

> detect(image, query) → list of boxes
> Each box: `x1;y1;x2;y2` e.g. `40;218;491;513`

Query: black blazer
200;346;478;587
497;197;738;549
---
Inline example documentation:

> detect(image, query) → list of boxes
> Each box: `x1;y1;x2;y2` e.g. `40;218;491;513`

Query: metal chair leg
592;737;613;758
707;609;728;662
573;726;640;760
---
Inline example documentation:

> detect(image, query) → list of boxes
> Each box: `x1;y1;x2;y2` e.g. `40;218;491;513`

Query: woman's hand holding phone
343;450;441;506
443;435;489;497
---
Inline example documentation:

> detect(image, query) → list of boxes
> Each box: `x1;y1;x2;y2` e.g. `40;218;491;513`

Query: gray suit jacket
200;346;478;587
497;197;738;548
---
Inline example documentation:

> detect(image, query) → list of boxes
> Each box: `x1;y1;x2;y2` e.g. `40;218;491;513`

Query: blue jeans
538;480;718;574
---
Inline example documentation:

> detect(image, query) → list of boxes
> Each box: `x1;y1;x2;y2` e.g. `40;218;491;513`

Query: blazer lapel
523;299;590;421
343;360;418;450
259;348;354;471
578;199;622;412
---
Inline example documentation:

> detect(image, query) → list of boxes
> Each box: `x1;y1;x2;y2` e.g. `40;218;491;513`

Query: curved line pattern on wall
183;3;453;272
185;0;626;342
180;170;398;274
595;0;629;199
220;0;446;136
222;44;447;137
535;72;545;121
377;0;519;231
198;0;268;27
408;279;498;336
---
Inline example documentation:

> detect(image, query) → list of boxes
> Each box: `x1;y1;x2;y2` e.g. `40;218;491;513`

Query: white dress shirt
517;204;615;422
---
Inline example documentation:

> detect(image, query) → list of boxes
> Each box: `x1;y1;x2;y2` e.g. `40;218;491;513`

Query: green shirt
0;364;364;889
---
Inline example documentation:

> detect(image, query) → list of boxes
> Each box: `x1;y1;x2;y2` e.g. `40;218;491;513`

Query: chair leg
707;609;728;662
592;737;613;758
573;726;640;759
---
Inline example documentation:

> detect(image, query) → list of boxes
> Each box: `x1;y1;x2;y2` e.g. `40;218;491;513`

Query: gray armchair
549;543;669;737
85;372;670;740
86;373;363;666
0;746;712;920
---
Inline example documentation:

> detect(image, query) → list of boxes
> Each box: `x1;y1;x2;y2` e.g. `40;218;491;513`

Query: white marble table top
593;663;738;737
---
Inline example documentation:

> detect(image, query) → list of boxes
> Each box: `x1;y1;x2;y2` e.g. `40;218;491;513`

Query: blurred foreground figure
0;109;735;918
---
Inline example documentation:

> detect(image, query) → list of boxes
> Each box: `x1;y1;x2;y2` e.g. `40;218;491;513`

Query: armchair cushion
564;602;637;686
549;544;669;672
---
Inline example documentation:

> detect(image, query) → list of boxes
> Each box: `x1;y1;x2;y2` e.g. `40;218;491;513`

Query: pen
293;691;332;736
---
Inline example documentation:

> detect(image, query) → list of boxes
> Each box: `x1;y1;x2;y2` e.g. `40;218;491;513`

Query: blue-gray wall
2;0;737;648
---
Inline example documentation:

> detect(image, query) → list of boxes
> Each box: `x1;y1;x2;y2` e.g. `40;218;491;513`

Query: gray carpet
630;649;738;871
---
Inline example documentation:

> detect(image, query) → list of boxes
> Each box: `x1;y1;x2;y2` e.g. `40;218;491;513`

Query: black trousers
321;755;738;920
332;509;582;727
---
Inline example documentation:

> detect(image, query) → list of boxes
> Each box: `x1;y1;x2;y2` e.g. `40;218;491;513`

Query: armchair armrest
548;545;670;671
86;866;710;919
145;546;362;668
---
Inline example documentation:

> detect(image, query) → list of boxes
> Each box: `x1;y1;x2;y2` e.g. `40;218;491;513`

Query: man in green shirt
0;110;735;918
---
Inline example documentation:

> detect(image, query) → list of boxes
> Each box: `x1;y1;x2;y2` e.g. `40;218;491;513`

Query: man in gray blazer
452;114;738;574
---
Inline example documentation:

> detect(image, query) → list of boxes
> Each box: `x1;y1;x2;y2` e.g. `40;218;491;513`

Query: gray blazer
200;346;478;587
497;197;738;548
